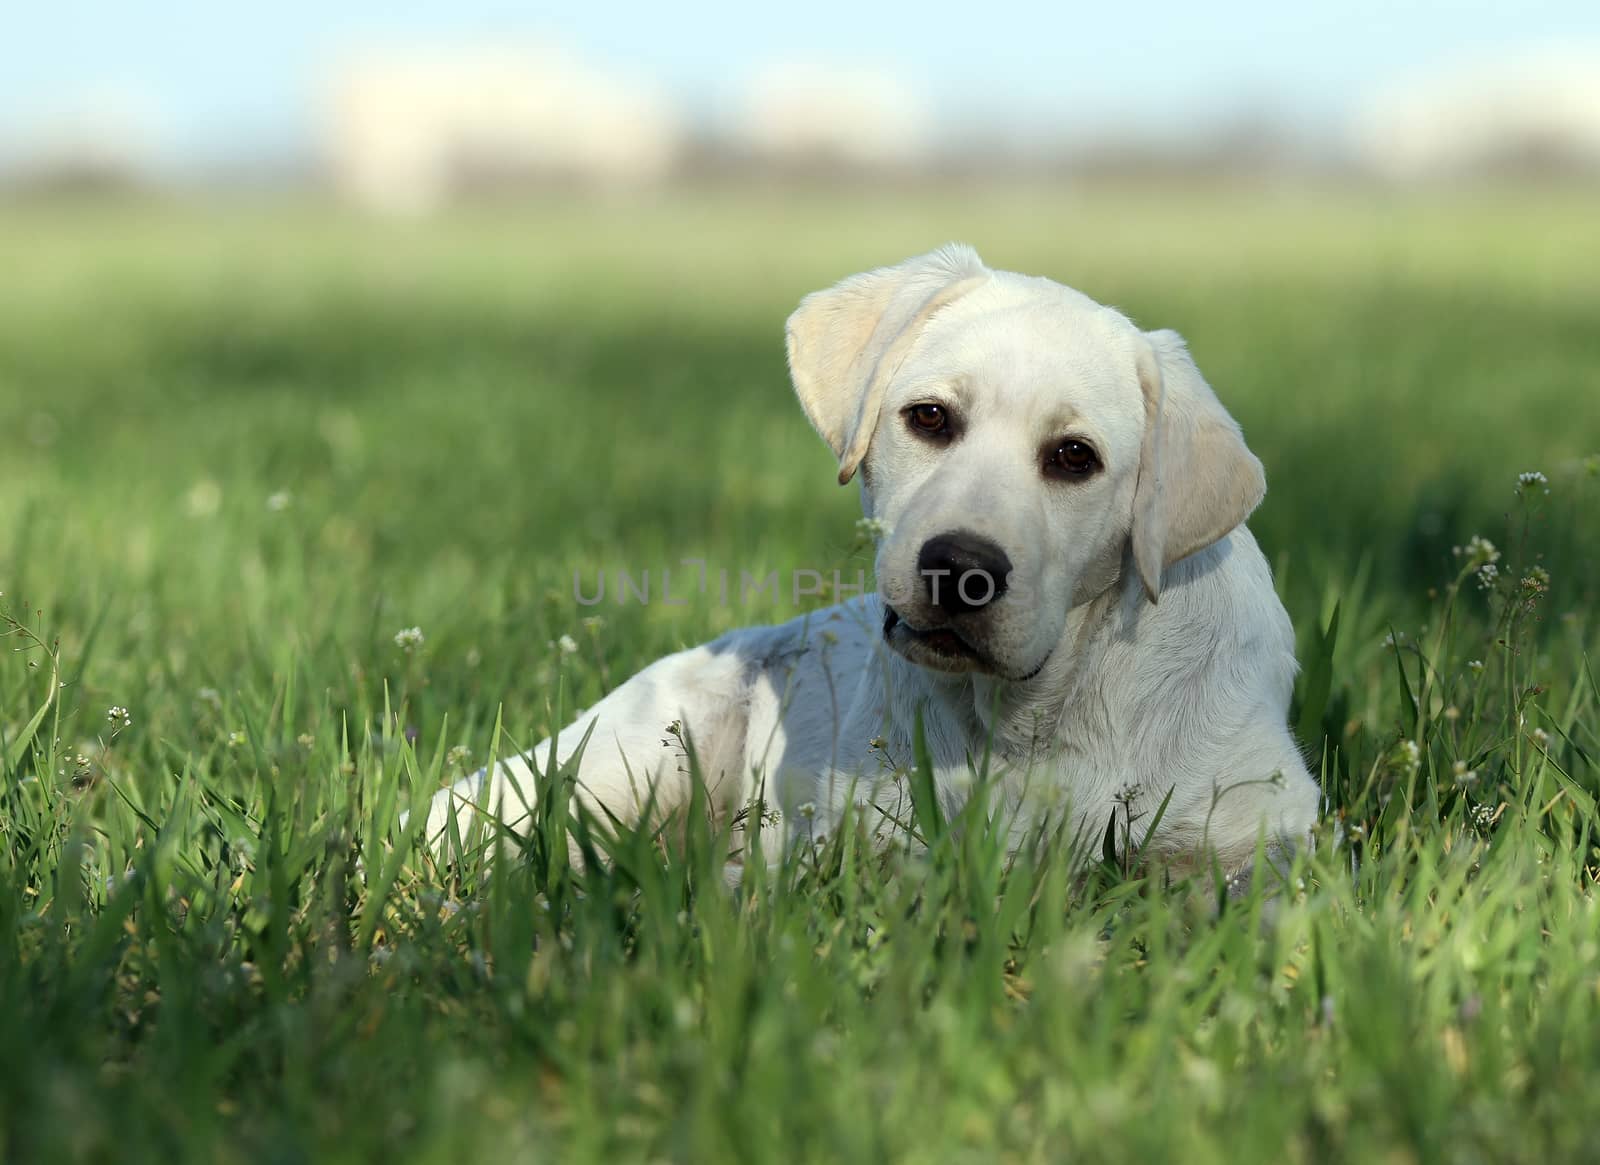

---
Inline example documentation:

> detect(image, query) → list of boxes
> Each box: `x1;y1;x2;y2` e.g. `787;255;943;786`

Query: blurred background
4;1;1599;202
1;1;1597;731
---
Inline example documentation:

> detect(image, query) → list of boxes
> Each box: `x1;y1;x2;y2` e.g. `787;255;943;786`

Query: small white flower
1391;739;1421;778
265;490;292;512
1453;535;1500;568
1113;782;1142;804
297;733;315;748
1476;563;1499;591
1531;727;1551;750
1516;470;1550;495
1472;804;1498;828
1467;659;1485;675
1521;565;1551;593
106;706;132;731
393;626;425;653
581;616;605;632
854;517;891;540
226;730;247;748
1451;760;1477;785
196;687;222;710
1382;631;1404;648
553;634;578;656
447;744;472;768
796;801;817;820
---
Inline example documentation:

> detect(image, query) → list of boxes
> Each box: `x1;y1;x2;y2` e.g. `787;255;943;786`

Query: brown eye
908;404;948;435
1048;439;1099;477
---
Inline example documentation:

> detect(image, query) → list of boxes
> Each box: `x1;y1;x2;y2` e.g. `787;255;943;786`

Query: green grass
1;186;1598;1163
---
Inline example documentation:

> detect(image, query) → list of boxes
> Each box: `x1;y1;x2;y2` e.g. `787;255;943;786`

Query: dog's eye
907;404;949;436
1047;439;1099;478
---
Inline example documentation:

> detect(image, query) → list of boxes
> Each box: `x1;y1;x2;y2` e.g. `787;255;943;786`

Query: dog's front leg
410;643;754;862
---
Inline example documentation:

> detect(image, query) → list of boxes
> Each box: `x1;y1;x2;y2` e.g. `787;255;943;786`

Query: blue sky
4;0;1597;166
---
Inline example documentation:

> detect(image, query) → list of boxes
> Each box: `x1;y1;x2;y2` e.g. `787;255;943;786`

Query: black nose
917;532;1012;615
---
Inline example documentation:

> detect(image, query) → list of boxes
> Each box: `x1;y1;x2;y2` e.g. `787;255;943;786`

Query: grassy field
1;186;1598;1163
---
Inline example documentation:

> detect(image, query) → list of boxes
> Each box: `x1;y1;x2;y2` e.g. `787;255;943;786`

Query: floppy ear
786;244;988;484
1131;329;1266;602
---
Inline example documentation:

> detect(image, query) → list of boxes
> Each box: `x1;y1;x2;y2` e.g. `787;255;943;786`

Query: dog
417;244;1320;877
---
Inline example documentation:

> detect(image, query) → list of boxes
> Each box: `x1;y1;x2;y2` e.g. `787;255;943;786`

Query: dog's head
787;244;1264;680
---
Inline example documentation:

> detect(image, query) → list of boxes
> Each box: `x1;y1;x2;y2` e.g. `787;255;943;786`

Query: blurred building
0;91;162;192
323;44;685;214
1355;48;1600;179
735;63;930;169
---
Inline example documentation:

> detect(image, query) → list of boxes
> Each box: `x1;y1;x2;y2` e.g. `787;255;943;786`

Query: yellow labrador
419;245;1319;875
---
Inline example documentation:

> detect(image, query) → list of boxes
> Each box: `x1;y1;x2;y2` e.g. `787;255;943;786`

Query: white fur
416;246;1319;874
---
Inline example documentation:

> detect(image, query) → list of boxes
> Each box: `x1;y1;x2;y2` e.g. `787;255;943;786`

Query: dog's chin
882;606;994;676
882;606;1055;681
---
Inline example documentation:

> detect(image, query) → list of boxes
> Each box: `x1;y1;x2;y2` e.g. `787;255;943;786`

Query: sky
2;0;1597;169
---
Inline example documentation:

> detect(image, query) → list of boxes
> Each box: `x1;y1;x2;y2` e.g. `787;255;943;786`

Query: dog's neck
868;535;1244;779
962;536;1238;762
966;590;1121;758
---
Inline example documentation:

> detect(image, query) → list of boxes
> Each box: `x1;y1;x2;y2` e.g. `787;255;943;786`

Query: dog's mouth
883;605;1051;682
883;605;988;670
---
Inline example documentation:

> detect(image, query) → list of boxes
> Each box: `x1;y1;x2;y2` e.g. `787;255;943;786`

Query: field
1;186;1598;1163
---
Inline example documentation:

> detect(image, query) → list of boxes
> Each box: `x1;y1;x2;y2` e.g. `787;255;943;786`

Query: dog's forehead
905;273;1145;429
